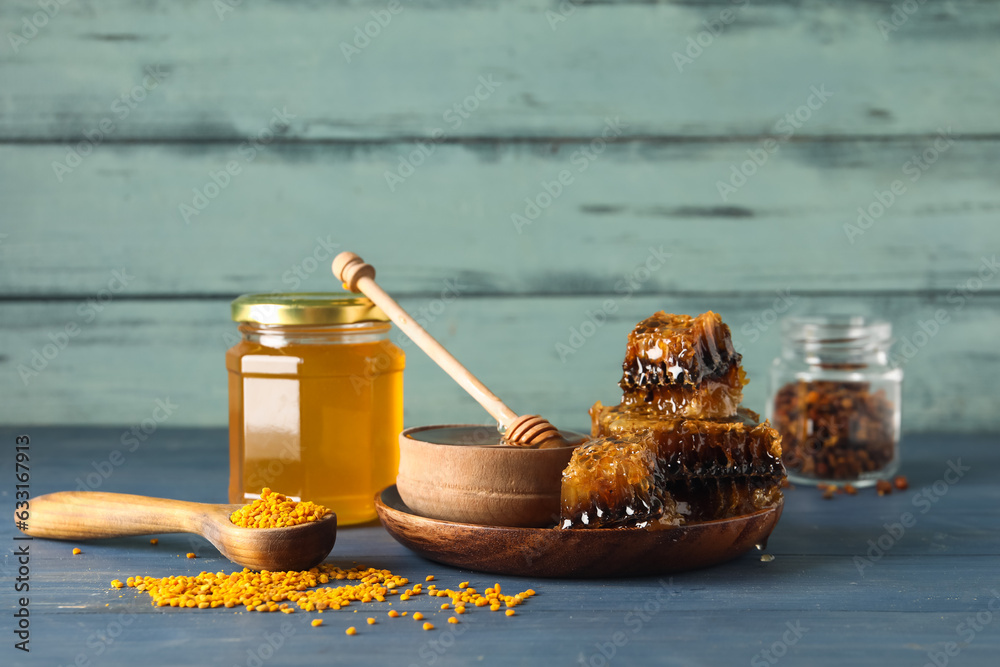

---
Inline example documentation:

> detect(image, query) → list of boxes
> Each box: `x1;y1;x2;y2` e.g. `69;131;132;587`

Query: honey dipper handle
333;252;519;427
18;492;206;540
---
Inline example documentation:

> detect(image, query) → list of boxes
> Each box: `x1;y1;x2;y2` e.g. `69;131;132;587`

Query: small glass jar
226;293;405;525
766;316;902;486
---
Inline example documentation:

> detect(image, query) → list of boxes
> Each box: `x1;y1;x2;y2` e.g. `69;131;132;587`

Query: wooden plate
375;485;783;578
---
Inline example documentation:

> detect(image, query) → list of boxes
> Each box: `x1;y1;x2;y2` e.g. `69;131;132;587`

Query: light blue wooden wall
1;0;998;431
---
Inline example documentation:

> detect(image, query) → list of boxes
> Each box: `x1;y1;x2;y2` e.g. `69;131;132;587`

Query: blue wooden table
2;427;997;667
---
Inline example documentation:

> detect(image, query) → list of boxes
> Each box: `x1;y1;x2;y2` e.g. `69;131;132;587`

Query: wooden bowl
376;485;783;577
396;424;587;528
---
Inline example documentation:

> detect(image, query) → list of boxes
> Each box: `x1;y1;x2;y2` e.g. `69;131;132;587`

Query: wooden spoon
332;251;564;448
18;492;337;571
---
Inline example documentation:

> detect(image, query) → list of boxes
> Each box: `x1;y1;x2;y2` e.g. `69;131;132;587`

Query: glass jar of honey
766;316;902;487
227;293;404;525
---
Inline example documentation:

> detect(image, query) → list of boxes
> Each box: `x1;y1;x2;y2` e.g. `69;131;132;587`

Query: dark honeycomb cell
619;363;746;419
559;437;667;529
668;476;784;523
590;403;784;480
620;311;741;390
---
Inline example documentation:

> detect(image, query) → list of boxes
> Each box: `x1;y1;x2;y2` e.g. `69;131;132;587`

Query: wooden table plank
1;428;997;666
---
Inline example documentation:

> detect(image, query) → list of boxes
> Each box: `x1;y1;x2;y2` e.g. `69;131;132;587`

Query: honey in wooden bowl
397;425;586;528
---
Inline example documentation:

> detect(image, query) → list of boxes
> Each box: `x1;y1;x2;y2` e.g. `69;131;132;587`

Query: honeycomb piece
564;309;785;530
591;403;784;480
620;311;741;391
559;437;668;529
669;477;783;523
619;363;747;419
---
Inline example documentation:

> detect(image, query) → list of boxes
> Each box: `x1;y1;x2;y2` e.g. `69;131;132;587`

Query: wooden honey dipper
332;251;565;448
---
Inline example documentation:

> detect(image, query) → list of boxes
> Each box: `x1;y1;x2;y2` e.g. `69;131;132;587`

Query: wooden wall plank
1;1;998;139
2;294;997;430
2;0;997;432
2;140;997;295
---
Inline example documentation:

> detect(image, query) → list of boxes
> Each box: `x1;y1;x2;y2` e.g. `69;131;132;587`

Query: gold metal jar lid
231;293;390;326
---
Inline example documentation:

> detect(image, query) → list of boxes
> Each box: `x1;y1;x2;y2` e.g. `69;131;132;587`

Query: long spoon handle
18;492;206;539
333;252;519;427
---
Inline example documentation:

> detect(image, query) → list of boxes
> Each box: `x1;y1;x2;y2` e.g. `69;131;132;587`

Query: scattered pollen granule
150;538;159;545
72;548;82;555
110;567;541;633
229;488;332;529
311;619;323;627
116;564;408;612
186;553;197;559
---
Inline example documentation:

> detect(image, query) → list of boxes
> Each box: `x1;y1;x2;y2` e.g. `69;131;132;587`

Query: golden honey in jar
227;293;404;525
